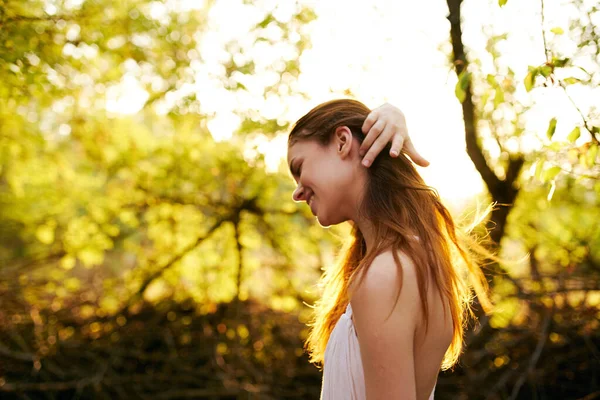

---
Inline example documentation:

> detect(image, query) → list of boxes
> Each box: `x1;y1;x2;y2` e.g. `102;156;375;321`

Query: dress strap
345;302;353;317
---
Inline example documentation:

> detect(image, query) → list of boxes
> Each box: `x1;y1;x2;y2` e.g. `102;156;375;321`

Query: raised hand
360;103;430;168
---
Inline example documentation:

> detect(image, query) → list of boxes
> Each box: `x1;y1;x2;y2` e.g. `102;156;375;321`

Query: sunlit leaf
480;90;491;108
546;117;557;140
534;157;546;180
552;57;570;68
455;70;471;103
550;27;564;35
493;87;504;106
567;127;581;143
524;68;537;92
563;77;582;85
587;144;598;167
543;166;561;181
539;65;553;78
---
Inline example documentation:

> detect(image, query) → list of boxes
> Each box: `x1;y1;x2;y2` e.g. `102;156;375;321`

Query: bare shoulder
350;249;421;325
350;249;422;399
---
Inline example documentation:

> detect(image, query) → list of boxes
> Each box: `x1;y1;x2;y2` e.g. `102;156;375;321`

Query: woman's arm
351;251;421;400
360;103;430;168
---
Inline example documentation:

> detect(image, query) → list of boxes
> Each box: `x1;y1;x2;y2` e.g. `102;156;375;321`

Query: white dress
320;303;436;400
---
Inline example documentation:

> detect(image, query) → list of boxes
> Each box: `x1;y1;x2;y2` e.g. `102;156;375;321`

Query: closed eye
291;160;302;179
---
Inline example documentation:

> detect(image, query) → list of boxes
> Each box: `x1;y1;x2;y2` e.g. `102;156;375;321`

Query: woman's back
321;250;453;400
413;265;453;399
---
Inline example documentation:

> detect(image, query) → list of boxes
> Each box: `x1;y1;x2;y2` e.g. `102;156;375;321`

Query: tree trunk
446;0;524;250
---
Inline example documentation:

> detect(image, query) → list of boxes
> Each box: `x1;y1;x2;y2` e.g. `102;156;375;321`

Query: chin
316;213;344;228
315;213;331;228
317;219;332;228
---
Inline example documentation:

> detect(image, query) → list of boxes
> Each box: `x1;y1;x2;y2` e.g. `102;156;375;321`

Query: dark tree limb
508;306;553;400
122;196;262;313
122;212;233;313
233;213;244;304
446;0;501;194
446;0;524;247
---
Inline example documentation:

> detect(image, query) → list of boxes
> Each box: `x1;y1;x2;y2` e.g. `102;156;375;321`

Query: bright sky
107;0;598;208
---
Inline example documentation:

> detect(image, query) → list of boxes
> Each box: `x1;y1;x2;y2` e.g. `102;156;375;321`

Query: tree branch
123;213;232;311
446;0;525;247
446;0;502;195
508;306;553;400
122;196;262;312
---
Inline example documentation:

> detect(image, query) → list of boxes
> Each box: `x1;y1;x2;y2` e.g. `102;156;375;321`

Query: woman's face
287;128;364;227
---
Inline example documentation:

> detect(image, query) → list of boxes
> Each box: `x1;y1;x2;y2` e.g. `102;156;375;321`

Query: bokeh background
1;0;599;398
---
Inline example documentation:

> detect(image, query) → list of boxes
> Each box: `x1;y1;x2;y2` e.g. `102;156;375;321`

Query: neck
354;216;378;253
347;165;380;251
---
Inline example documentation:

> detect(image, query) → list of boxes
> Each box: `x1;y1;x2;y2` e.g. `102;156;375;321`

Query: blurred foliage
461;0;600;189
0;0;599;399
0;0;332;397
443;0;599;398
0;299;322;398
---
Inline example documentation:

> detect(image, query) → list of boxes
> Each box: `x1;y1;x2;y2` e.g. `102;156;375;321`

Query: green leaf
455;84;466;103
548;141;563;151
552;57;570;68
480;90;491;107
524;68;537;92
498;0;508;6
578;66;591;77
534;157;545;180
550;27;564;35
257;14;276;29
567;126;580;143
587;144;598;167
455;71;471;103
493;87;504;107
543;166;561;181
539;65;553;78
562;77;582;85
546;117;557;140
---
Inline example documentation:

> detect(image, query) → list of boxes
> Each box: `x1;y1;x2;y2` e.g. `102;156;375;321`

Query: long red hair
289;99;495;370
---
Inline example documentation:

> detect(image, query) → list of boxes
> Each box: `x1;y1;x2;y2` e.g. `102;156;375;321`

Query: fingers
360;103;430;168
360;119;385;157
361;110;378;136
390;134;405;158
403;138;430;167
362;123;394;167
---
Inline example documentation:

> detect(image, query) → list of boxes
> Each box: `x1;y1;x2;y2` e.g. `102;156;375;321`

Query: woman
287;99;493;399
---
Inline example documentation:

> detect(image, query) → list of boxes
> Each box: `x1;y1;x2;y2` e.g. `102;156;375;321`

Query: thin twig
558;81;600;145
540;0;551;62
540;0;599;145
508;306;554;400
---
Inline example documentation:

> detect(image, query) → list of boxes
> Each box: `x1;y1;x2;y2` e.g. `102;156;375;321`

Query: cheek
320;164;354;192
315;165;354;207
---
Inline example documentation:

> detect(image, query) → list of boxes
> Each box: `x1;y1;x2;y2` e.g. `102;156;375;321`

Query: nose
292;183;306;202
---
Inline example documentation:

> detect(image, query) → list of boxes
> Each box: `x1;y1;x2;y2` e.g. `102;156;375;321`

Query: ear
333;126;354;159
